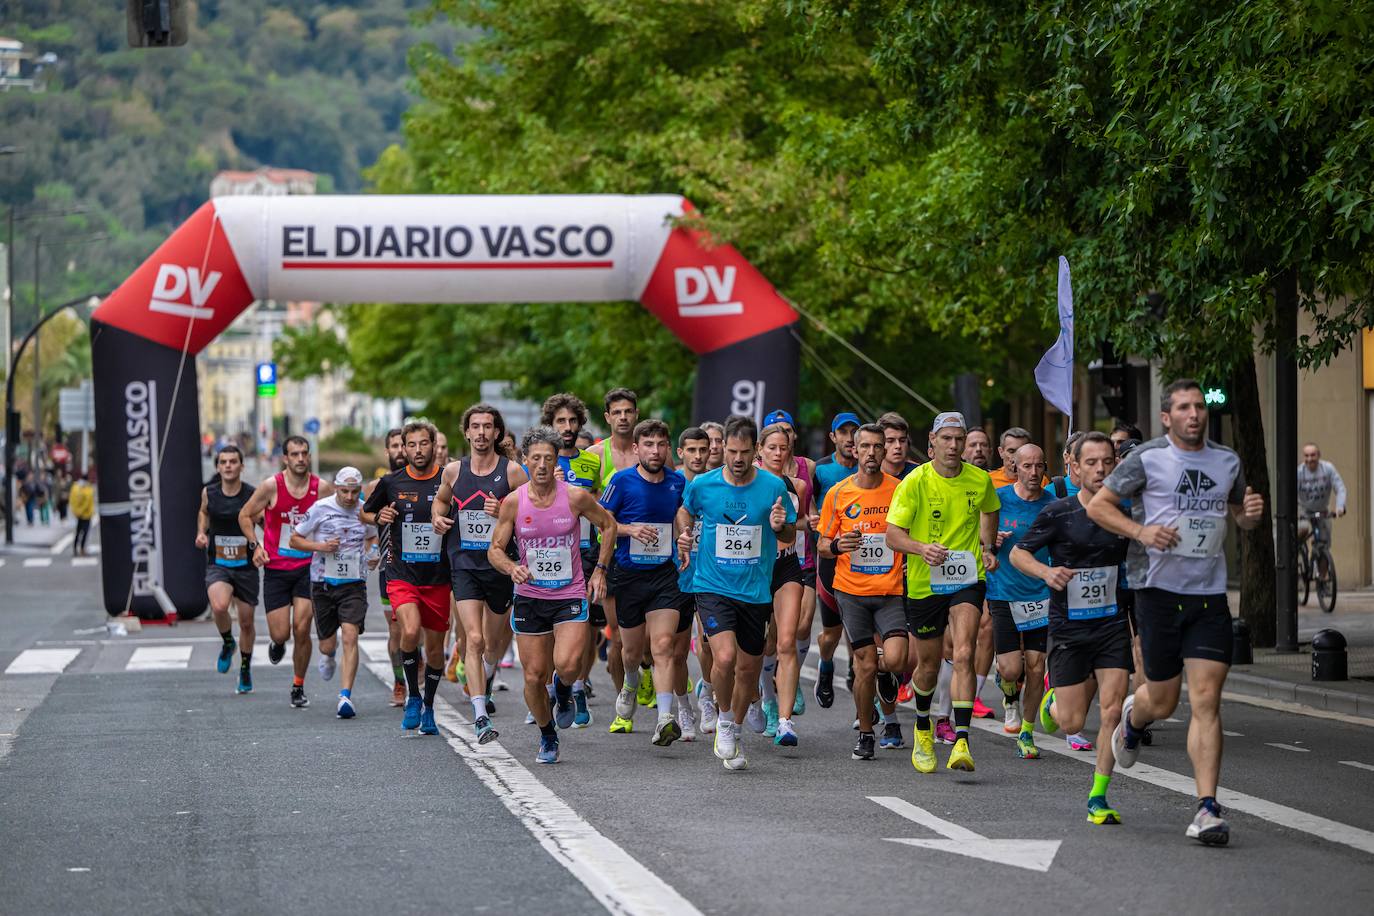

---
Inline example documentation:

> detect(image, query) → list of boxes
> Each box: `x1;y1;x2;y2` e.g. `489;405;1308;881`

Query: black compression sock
402;649;421;698
219;628;234;645
553;674;572;705
240;651;251;669
539;721;557;738
914;686;934;730
423;666;443;706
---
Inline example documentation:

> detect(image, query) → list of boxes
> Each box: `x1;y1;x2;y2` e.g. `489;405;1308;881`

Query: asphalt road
3;557;1374;915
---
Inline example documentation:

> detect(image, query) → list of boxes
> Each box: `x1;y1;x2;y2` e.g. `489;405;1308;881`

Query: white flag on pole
1034;256;1075;422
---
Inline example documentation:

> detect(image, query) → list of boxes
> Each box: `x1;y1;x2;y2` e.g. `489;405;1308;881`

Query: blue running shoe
236;667;253;694
337;695;356;719
763;699;780;738
879;722;904;749
794;684;806;716
536;732;560;764
554;686;576;730
572;689;592;728
419;705;439;735
216;640;235;674
402;696;423;730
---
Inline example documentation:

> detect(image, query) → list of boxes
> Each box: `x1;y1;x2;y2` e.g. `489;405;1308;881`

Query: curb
1225;670;1374;721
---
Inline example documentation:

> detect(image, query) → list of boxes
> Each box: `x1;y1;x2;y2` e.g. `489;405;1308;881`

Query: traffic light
126;0;188;48
1092;343;1134;422
1202;382;1233;414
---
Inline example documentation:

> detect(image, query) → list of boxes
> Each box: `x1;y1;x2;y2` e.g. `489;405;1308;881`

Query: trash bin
1231;618;1253;666
1311;628;1348;682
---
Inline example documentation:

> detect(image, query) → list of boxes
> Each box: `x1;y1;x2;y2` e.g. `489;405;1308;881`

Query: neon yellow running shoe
911;726;937;774
608;715;634;734
1016;731;1040;759
947;737;975;772
1087;797;1121;825
1039;688;1060;734
636;668;656;707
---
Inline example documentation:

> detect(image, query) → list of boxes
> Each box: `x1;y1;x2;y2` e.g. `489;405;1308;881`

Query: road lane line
364;660;701;916
72;557;98;567
1340;761;1374;772
1266;742;1311;753
6;648;82;674
127;645;194;671
23;557;52;568
1223;730;1245;737
50;532;75;555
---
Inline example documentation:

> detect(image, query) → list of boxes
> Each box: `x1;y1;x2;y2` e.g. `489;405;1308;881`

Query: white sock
796;637;811;665
937;659;953;718
700;678;713;701
976;673;987;701
472;694;488;718
483;659;496;681
760;655;778;702
626;667;641;690
675;693;690;714
573;678;585;693
718;710;736;726
655;690;673;710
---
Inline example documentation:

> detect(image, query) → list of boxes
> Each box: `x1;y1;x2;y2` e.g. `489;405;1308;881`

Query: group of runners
197;378;1260;845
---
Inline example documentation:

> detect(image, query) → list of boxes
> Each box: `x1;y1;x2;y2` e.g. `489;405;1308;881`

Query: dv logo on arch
148;264;222;320
674;266;742;317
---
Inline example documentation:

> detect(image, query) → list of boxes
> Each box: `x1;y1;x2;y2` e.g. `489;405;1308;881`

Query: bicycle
1297;511;1337;613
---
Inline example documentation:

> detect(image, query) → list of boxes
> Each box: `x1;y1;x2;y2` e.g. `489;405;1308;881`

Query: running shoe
337;695;356;719
762;699;780;738
572;689;592;728
845;660;855;694
484;689;497;716
652;716;682;747
402;696;423;730
1112;695;1139;768
1003;696;1022;734
268;641;286;665
814;660;836;708
911;727;937;774
1087;797;1121;826
475;715;498;744
774;718;798;747
318;653;336;682
879;722;904;749
445;653;462;684
1016;731;1040;759
290;685;309;709
236;667;253;694
636;668;656;707
876;670;900;705
947;737;975;771
934;717;956;745
524;711;536;725
677;703;697;742
554;689;576;730
897;682;915;704
390;681;405;707
1038;688;1060;734
216;640;236;674
793;685;806;716
536;733;560;764
583;679;596;700
1067;733;1094;751
608;716;634;734
419;706;439;735
745;702;767;734
698;696;718;735
713;721;738;761
723;729;748;771
615;684;637;720
972;697;995;719
1187;801;1230;846
853;731;876;760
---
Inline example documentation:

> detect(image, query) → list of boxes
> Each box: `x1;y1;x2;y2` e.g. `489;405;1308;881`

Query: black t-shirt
363;465;448;586
1018;494;1129;633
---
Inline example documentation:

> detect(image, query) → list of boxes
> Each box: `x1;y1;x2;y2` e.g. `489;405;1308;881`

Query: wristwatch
595;562;609;572
247;541;259;554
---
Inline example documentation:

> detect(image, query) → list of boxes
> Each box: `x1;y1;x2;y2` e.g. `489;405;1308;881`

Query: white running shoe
745;701;767;734
1003;696;1021;734
678;703;698;742
614;683;637;720
318;653;336;681
1112;695;1139;768
699;696;718;735
713;721;738;760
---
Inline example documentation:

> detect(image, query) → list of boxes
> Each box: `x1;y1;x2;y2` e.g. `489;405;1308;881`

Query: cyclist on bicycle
1297;443;1347;582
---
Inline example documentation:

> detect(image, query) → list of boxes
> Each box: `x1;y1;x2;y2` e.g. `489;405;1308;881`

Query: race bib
580;515;592;550
852;533;894;575
689;520;702;557
457;510;495;551
628;523;673;565
715;524;762;565
1067;566;1118;620
401;522;440;563
278;521;309;559
1009;598;1049;631
1172;515;1225;559
930;550;977;594
529;546;573;589
323;550;364;584
213;535;248;568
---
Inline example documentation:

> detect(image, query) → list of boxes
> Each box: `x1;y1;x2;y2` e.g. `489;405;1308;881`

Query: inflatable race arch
90;195;799;619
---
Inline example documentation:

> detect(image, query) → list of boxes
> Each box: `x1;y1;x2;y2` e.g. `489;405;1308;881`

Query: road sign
58;381;95;432
869;796;1061;872
256;362;277;398
304;418;320;435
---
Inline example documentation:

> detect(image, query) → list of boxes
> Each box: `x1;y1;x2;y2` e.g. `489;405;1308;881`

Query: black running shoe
814;662;835;709
268;641;286;665
852;731;876;760
845;660;856;694
876;670;900;705
290;685;309;708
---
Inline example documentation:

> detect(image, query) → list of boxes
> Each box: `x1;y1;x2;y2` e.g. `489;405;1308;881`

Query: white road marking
22;557;52;568
870;796;1061;872
66;867;91;873
72;557;98;567
6;648;81;674
127;645;193;671
365;660;701;916
1265;742;1311;753
359;638;391;662
1223;730;1245;737
0;558;6;568
1339;761;1374;773
50;532;75;555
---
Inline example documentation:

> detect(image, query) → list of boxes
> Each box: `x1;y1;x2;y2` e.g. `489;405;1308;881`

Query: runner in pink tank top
489;427;618;764
265;472;319;571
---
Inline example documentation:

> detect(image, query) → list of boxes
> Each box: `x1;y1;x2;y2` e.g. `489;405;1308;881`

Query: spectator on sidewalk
70;473;95;556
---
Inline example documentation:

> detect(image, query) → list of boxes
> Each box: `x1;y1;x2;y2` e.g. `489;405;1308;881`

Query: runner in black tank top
196;446;259;694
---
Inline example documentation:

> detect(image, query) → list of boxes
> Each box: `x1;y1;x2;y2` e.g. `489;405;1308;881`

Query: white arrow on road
869;796;1061;873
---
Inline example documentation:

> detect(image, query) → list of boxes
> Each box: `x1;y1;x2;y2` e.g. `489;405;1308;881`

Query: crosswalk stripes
5;648;82;674
7;638;400;676
22;557;52;568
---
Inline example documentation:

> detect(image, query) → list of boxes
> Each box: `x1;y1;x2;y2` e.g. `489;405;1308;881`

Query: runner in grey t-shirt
1086;379;1264;847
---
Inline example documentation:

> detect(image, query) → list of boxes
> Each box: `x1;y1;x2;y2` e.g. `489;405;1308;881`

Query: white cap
931;411;966;434
333;466;364;486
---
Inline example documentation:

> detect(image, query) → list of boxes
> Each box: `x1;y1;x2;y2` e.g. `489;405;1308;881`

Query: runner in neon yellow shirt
886;411;1000;775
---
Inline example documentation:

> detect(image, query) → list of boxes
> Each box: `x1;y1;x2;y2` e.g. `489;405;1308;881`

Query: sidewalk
1226;586;1374;719
0;516;78;554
